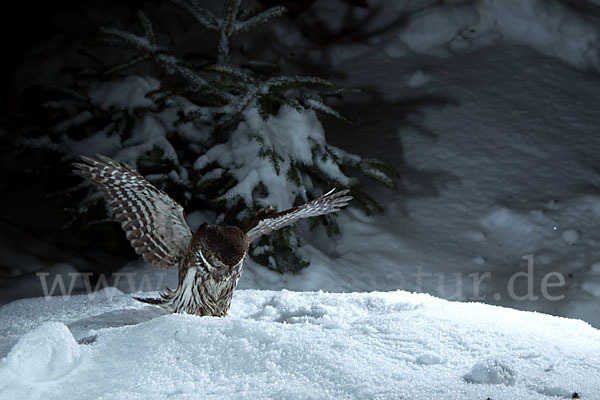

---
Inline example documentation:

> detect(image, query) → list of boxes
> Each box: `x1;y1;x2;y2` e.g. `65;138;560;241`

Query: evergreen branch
237;76;337;116
75;48;107;69
361;169;396;190
250;130;285;175
358;158;399;190
303;97;353;124
99;27;209;91
257;93;302;120
257;146;284;175
235;86;262;115
94;35;140;50
348;188;383;216
206;64;255;83
223;0;242;35
321;87;364;99
214;110;246;130
40;86;91;105
100;27;150;50
171;0;219;31
146;88;174;100
236;5;258;21
308;214;340;237
103;54;151;76
286;161;302;187
217;31;231;66
232;6;287;36
264;75;336;90
156;55;209;92
176;105;231;124
282;98;304;112
320;145;340;163
257;94;273;120
145;88;177;104
210;80;251;93
136;11;157;45
245;60;280;75
217;0;242;65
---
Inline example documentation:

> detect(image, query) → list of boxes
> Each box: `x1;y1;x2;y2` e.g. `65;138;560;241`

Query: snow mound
561;228;580;245
537;386;579;398
3;322;81;381
0;290;598;399
89;75;160;110
394;0;600;71
405;69;432;87
463;360;516;386
475;0;600;72
400;5;479;56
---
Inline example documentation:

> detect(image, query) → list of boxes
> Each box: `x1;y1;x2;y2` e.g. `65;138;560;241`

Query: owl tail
132;296;167;305
133;288;175;310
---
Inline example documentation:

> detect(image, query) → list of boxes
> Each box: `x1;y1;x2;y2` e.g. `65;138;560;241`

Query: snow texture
389;0;600;72
3;322;81;382
0;290;598;399
89;75;160;110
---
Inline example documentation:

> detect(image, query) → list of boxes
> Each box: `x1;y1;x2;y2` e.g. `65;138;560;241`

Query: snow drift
390;0;600;72
0;290;598;399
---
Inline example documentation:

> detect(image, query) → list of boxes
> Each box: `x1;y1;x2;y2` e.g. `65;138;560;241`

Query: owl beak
224;274;231;281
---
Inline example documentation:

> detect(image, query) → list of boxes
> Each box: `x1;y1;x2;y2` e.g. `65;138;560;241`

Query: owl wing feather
245;188;353;242
73;155;193;269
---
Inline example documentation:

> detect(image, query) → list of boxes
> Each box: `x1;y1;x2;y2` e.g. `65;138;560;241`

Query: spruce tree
15;0;398;273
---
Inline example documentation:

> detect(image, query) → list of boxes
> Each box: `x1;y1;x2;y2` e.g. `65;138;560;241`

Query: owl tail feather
133;288;174;310
133;296;168;305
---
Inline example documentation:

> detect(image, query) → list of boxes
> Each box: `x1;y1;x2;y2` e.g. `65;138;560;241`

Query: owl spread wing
73;155;193;269
245;188;353;242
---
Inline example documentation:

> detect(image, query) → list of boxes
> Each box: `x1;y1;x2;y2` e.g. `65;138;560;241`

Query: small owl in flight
73;155;352;316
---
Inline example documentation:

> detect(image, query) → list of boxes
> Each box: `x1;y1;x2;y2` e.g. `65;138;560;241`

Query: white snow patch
3;322;81;382
384;40;409;59
536;386;576;398
463;360;517;386
406;69;432;87
480;207;535;236
561;228;580;245
416;353;445;365
89;75;160;110
399;5;479;56
581;282;600;297
69;125;123;159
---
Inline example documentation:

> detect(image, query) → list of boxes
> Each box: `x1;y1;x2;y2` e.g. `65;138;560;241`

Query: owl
73;155;352;316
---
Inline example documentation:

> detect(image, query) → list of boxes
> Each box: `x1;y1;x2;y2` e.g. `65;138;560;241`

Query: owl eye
211;257;226;269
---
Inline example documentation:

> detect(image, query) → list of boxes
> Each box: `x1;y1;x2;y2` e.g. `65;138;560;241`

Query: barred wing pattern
73;155;193;269
245;189;353;242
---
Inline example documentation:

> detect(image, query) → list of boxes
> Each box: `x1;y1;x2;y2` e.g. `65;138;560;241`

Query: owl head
193;224;249;278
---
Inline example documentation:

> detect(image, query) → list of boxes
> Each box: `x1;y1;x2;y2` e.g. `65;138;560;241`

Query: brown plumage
73;155;352;316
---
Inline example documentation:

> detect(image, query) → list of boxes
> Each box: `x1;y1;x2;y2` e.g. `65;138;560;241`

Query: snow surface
1;290;598;400
379;0;600;72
